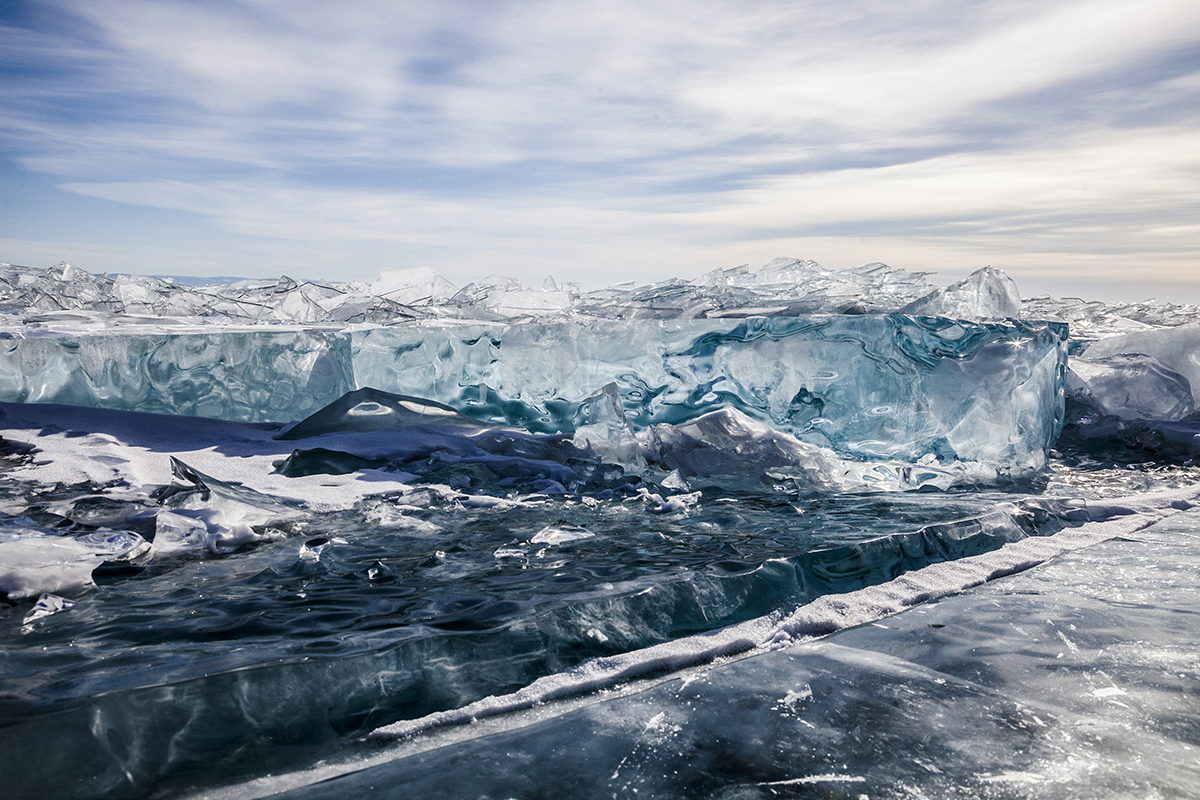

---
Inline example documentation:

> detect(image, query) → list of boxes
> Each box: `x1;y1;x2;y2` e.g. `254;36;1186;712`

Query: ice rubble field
0;259;1199;799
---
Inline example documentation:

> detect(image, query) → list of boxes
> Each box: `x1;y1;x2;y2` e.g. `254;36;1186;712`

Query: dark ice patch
278;387;489;440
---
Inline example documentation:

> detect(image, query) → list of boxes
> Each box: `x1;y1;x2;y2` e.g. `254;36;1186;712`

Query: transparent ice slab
352;315;1068;465
0;315;1067;464
0;330;353;423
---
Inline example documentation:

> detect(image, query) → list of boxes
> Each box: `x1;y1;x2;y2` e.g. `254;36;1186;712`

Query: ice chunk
1080;323;1200;405
352;315;1067;466
1066;354;1194;421
639;408;844;490
530;524;594;545
371;267;458;306
571;383;646;474
0;526;150;600
901;266;1022;320
152;457;299;555
0;329;353;423
273;447;391;477
639;408;961;492
21;593;76;626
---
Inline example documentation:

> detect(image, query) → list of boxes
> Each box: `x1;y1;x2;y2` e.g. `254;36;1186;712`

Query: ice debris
151;457;299;555
901;266;1021;320
0;259;985;332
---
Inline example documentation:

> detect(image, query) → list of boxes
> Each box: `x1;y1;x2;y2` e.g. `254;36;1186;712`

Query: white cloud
2;0;1198;296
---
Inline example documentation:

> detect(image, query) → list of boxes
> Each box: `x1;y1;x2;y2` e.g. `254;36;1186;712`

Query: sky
1;0;1198;301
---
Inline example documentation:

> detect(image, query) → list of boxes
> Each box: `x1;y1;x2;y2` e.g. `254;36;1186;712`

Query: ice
1066;353;1194;421
900;265;1022;320
637;407;959;492
0;329;353;423
0;523;150;600
0;315;1067;470
4;257;1200;800
151;457;298;555
0;260;1064;471
1023;293;1200;339
20;593;75;626
0;259;998;331
530;524;595;544
370;267;458;306
277;387;488;439
352;315;1067;467
1080;323;1200;405
1056;324;1200;460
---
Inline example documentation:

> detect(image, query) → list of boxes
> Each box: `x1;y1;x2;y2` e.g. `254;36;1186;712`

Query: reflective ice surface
0;259;1197;800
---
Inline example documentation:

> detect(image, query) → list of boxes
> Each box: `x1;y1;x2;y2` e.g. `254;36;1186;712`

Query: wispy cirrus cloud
1;0;1198;298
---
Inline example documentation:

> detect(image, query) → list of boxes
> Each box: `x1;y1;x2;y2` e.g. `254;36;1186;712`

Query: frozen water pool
0;260;1198;799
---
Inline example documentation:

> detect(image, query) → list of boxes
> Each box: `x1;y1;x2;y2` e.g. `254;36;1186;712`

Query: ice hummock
351;314;1067;467
0;310;1068;470
900;265;1022;320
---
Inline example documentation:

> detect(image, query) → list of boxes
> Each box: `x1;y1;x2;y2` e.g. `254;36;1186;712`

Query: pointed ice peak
901;266;1022;320
50;261;82;282
370;266;457;305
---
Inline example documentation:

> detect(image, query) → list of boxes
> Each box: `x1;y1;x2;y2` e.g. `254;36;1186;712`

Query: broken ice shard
353;315;1068;466
1080;323;1200;406
1066;353;1194;421
900;266;1022;320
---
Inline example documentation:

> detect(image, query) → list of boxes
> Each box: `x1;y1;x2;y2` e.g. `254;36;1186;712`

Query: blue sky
1;0;1198;300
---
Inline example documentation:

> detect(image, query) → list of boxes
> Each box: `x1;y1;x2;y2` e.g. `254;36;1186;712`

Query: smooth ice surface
211;506;1200;800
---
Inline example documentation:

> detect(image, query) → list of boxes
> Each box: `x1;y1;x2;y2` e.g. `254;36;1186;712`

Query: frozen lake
1;260;1198;798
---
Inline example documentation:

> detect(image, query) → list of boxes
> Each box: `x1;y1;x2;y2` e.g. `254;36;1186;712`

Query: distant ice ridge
0;259;1016;331
4;258;1198;333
